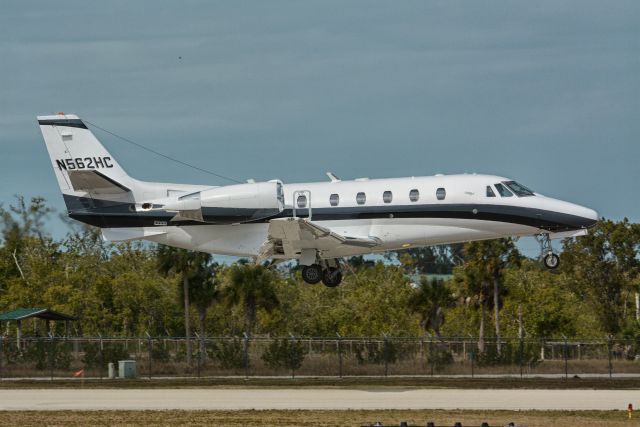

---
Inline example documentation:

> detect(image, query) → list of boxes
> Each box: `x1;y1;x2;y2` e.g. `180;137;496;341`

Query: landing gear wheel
543;252;560;270
301;264;322;284
322;267;343;287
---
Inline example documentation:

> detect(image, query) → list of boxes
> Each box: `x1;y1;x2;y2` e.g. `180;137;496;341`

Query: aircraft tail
38;114;134;195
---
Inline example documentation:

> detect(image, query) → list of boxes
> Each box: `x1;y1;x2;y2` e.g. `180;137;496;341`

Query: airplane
38;113;599;287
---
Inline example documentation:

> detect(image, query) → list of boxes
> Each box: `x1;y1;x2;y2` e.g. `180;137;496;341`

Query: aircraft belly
146;224;267;257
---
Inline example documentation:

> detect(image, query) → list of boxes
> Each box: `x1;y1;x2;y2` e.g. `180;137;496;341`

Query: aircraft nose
569;203;599;229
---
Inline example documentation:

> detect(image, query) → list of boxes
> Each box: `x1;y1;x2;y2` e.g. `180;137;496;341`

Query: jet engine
159;181;284;224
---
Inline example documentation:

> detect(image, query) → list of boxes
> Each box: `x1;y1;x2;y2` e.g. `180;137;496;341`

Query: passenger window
494;183;513;197
436;188;446;200
383;191;393;204
296;194;307;208
329;193;339;207
356;192;366;205
486;186;496;197
409;189;419;202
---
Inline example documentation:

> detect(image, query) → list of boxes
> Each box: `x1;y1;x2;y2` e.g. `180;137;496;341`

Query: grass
1;376;640;389
0;409;633;426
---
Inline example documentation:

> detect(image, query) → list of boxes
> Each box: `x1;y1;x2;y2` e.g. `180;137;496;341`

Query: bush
82;342;130;368
425;343;454;371
261;338;307;371
23;339;72;370
354;340;398;365
209;338;246;370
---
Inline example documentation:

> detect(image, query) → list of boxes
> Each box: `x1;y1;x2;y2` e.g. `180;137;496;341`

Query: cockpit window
486;186;496;197
494;183;513;197
503;181;535;197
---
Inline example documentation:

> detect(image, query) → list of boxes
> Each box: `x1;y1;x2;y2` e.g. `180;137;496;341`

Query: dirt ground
0;409;633;426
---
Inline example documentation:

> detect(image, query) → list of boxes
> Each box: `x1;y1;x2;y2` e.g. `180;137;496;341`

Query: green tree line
1;196;639;355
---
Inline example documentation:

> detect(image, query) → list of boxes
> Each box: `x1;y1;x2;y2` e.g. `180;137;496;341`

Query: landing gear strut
536;233;560;270
300;259;343;287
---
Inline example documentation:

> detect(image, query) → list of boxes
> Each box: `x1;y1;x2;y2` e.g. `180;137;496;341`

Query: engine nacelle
162;181;284;224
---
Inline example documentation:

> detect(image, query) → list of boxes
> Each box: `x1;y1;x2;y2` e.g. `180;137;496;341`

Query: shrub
261;338;307;371
209;338;246;370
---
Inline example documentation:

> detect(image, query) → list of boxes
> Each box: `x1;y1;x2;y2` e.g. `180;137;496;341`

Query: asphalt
0;388;637;411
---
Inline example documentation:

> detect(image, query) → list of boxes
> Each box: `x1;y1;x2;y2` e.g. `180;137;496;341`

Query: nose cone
551;199;599;230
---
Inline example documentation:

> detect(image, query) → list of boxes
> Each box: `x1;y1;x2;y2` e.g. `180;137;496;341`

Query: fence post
146;332;152;380
336;333;342;379
470;350;475;378
99;334;104;380
428;337;434;376
194;332;201;379
383;335;388;377
0;335;3;380
607;335;613;379
563;335;568;380
48;334;54;381
289;334;296;379
243;332;249;379
519;336;524;379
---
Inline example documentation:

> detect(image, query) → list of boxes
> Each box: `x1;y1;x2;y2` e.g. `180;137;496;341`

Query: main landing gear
536;233;560;270
301;260;343;287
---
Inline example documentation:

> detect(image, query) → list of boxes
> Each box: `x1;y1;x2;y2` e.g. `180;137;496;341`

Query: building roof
0;308;76;322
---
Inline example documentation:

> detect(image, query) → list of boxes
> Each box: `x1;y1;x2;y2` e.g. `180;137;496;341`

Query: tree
392;244;464;275
407;277;453;337
157;246;212;365
457;239;520;353
221;263;279;334
561;219;640;335
190;262;220;359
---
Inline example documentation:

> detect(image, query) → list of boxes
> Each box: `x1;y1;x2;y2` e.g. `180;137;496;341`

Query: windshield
503;181;535;197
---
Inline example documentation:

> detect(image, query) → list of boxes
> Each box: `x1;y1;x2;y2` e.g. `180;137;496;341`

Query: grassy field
1;376;640;389
0;409;632;426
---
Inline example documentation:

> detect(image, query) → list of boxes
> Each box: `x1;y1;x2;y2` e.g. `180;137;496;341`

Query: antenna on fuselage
326;172;341;182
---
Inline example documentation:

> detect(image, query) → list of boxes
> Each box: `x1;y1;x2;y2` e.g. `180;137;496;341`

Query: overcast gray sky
1;1;638;254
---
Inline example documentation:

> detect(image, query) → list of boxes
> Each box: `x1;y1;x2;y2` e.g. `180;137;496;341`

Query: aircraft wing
258;217;380;262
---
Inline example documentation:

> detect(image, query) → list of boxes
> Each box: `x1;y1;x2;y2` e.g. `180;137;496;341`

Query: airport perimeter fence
0;335;639;379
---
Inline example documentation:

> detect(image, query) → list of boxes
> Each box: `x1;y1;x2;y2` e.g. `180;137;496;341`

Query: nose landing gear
536;233;560;270
301;259;343;287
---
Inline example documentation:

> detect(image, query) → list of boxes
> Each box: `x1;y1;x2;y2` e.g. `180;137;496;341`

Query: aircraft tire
543;252;560;269
301;264;323;284
322;268;342;287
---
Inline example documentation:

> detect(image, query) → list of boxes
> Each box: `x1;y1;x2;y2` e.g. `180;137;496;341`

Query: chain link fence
0;335;638;379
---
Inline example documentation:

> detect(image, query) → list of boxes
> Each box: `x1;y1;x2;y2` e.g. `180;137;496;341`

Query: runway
0;388;637;411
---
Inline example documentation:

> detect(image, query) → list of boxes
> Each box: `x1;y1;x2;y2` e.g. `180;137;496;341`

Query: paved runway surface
0;388;637;411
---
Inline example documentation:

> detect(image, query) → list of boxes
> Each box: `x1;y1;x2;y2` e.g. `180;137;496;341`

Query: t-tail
37;113;203;232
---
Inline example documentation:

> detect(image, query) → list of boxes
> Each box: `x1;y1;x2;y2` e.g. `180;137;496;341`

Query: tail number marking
56;157;113;170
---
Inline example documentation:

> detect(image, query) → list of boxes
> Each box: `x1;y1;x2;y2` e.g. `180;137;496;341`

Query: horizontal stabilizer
68;170;130;194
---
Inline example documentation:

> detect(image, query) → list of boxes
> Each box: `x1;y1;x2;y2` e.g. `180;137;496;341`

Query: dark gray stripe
61;194;597;231
38;118;88;129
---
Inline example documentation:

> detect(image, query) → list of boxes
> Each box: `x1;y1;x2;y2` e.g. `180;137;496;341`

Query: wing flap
260;218;380;261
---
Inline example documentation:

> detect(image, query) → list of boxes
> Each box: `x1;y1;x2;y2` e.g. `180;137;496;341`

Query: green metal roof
0;308;76;321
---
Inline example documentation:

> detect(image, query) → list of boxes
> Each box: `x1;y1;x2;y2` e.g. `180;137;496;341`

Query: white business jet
38;114;599;287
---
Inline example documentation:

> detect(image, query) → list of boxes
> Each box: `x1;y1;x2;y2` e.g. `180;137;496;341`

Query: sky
0;1;638;256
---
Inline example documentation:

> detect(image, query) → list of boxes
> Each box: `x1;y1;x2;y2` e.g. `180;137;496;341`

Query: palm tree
461;239;520;354
190;263;220;360
408;277;453;338
157;245;211;366
221;263;279;334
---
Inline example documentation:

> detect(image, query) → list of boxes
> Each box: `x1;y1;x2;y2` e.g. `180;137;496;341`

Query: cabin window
494;183;513;197
436;188;446;200
409;189;419;202
383;191;393;204
486;186;496;197
356;192;366;205
296;194;307;208
503;181;535;197
329;193;339;206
